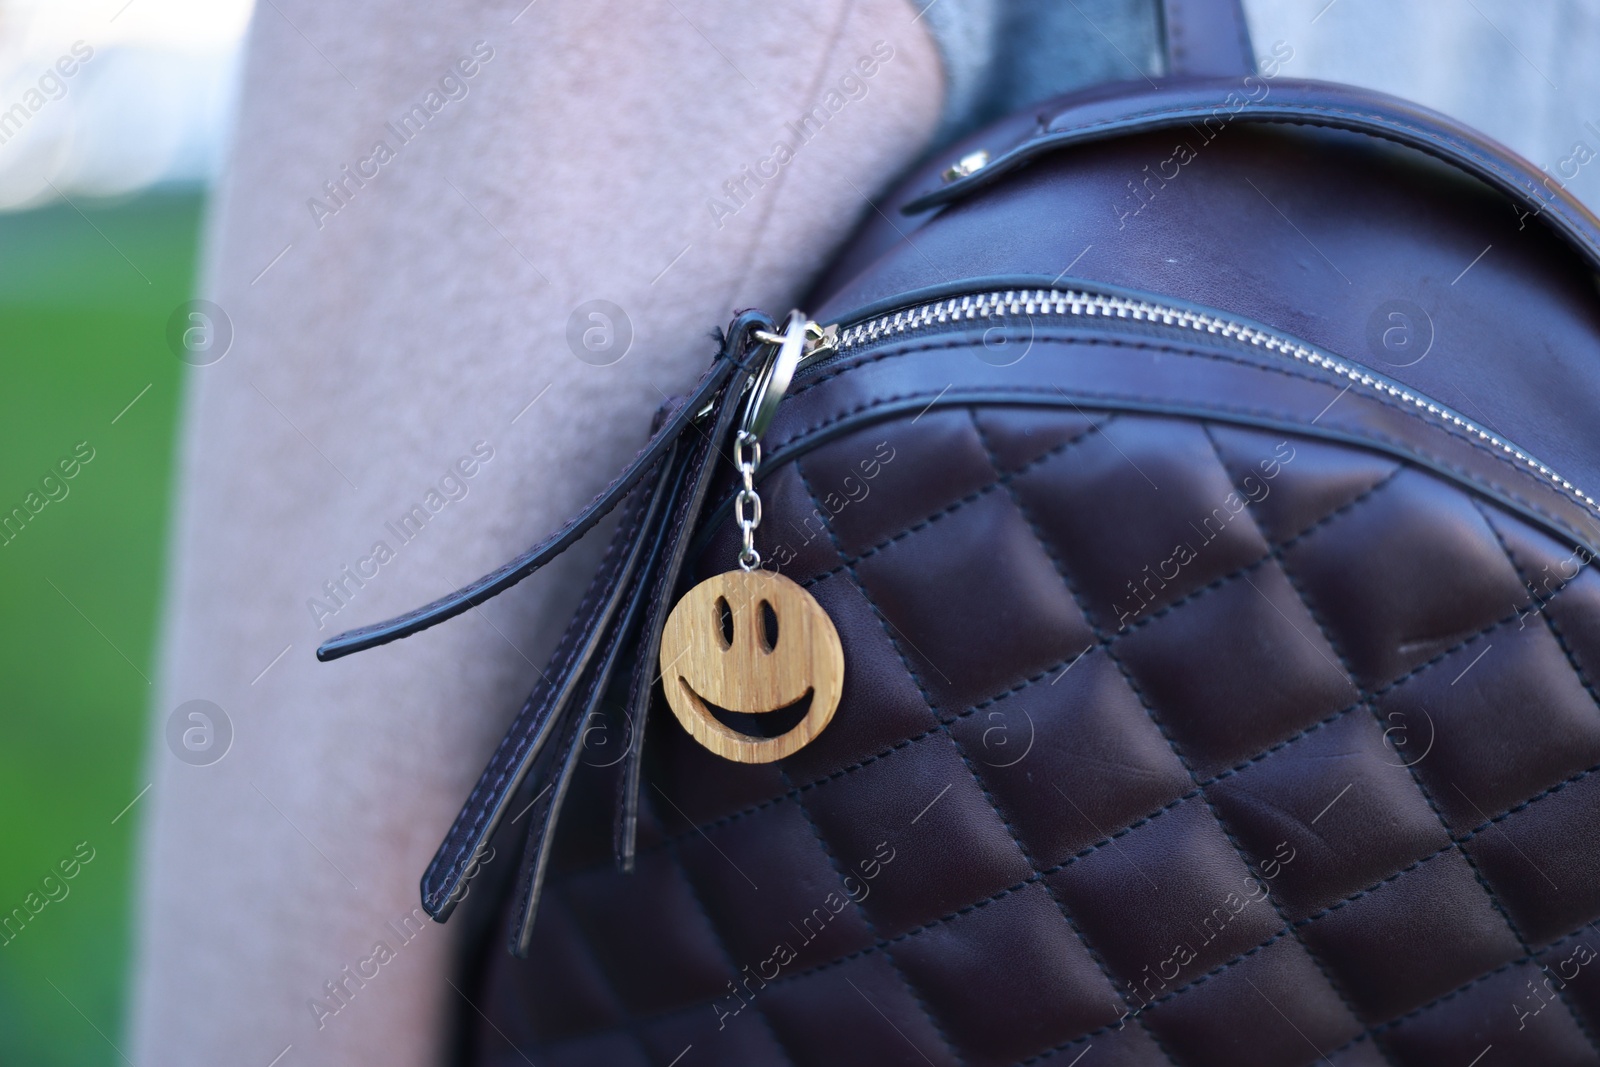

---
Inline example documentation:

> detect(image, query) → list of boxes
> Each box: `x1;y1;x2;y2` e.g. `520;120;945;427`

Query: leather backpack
319;2;1600;1063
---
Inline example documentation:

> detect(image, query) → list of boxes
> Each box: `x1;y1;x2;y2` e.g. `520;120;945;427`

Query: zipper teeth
827;287;1600;519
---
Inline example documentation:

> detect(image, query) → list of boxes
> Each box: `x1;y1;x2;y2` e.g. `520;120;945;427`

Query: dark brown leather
381;13;1600;1067
467;323;1600;1063
812;116;1600;518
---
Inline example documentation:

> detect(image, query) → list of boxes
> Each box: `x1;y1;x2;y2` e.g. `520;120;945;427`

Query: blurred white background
0;0;253;210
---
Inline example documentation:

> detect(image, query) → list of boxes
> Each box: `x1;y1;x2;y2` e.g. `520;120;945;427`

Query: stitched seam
652;794;800;1067
782;334;1599;536
791;459;975;1066
800;443;1184;1065
781;761;964;1066
565;471;1586;884
1462;498;1600;1055
991;100;1600;247
963;413;1188;1064
794;414;1114;590
425;472;657;898
615;436;716;865
1219;426;1539;1044
1199;426;1408;1056
795;418;1382;608
539;753;1600;1052
1474;501;1600;714
560;517;1590;897
1015;920;1600;1067
1320;923;1600;1058
1010;423;1370;1050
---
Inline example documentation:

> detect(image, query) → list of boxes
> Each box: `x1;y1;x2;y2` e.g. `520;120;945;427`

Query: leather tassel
317;310;775;932
420;440;679;920
314;354;741;663
612;310;776;871
507;439;691;954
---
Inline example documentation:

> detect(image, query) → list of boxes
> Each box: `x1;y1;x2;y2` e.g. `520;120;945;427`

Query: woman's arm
128;2;942;1062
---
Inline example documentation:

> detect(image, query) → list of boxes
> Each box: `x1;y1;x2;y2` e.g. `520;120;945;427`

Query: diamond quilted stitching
946;648;1192;869
758;952;962;1067
1376;618;1600;828
1046;796;1283;990
1527;598;1600;732
1010;415;1270;629
1021;1024;1176;1065
1207;425;1399;547
1116;560;1356;779
800;731;1033;937
503;403;1600;1066
891;882;1126;1067
674;797;877;974
778;570;943;783
1477;503;1592;611
653;810;804;1061
853;486;1094;713
777;760;968;1067
1537;933;1600;1040
1381;957;1599;1065
1141;935;1363;1066
972;408;1102;473
1464;762;1600;945
1298;847;1523;1019
1282;467;1531;689
1205;709;1451;919
741;462;849;581
986;412;1375;1053
800;407;997;559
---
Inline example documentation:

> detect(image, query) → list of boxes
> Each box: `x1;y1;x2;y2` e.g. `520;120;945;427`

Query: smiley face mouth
676;677;816;740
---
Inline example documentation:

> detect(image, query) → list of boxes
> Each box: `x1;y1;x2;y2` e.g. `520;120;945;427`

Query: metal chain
733;429;762;570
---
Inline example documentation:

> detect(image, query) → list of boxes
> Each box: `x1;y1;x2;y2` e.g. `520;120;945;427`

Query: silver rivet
941;150;989;184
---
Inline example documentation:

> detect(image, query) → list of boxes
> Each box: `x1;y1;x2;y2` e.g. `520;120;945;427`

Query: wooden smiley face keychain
659;312;844;763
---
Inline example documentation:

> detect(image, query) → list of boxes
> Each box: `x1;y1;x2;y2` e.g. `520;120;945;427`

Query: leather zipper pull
611;390;742;870
613;312;787;870
506;466;673;955
420;441;679;920
420;310;778;916
315;354;741;662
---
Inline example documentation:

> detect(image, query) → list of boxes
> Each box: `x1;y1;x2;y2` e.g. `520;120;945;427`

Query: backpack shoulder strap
1161;0;1256;77
905;77;1600;275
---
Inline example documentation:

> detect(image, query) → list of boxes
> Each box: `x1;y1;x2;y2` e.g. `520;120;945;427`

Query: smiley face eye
715;596;733;649
760;599;778;653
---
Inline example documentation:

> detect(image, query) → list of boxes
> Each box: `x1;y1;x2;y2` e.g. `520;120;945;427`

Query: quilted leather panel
476;404;1600;1066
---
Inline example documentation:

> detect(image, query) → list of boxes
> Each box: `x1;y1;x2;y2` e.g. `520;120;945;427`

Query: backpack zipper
788;287;1600;519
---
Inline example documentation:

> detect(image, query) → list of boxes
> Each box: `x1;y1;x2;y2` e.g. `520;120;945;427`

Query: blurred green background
0;192;202;1066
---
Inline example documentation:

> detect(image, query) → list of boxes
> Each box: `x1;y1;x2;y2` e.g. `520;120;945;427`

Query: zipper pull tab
649;309;848;765
743;310;834;441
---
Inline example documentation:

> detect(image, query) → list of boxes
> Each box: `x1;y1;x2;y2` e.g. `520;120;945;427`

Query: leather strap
503;437;693;951
1161;0;1255;78
506;467;675;954
902;79;1600;277
612;355;754;870
315;356;737;661
421;445;677;920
